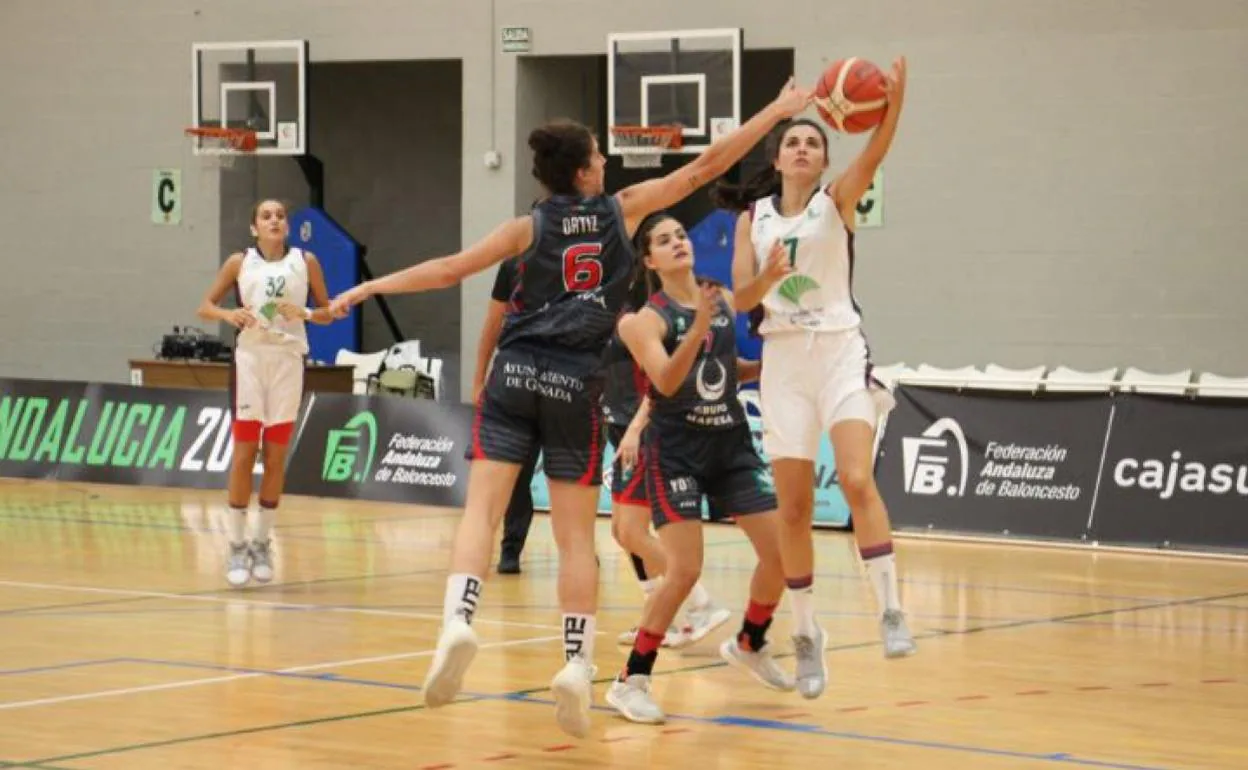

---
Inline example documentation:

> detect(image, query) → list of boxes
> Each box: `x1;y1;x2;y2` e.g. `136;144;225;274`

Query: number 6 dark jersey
498;194;637;355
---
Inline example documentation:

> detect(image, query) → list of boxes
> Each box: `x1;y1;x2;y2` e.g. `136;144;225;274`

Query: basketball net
611;125;683;169
184;127;258;170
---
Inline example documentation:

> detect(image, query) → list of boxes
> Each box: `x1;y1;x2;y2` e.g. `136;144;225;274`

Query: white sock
248;506;276;543
444;573;484;626
562;613;596;662
789;586;817;637
864;553;902;612
689;581;712;609
226;506;247;545
639;578;661;596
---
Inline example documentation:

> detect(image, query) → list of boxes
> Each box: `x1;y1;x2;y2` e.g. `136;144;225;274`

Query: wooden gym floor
0;478;1244;769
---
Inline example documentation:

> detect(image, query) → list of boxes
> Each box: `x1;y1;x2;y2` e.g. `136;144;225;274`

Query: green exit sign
502;27;531;53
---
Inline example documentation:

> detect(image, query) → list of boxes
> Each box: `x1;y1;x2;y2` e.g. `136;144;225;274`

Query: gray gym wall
1;0;1245;403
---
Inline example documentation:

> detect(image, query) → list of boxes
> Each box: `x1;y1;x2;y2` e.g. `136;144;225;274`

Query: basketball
814;57;888;133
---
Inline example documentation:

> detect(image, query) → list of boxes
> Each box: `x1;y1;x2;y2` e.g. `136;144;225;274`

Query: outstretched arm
615;78;814;234
473;298;508;401
830;57;907;227
329;216;533;316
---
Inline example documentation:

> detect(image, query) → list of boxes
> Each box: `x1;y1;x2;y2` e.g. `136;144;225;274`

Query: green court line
19;588;1247;765
24;702;438;765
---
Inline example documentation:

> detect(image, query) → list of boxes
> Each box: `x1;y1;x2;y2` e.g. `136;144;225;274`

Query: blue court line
505;692;1175;770
15;588;1242;767
0;659;123;677
121;657;430;694
81;657;1177;769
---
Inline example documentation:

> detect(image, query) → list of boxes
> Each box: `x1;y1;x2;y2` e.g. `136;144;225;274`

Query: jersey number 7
562;243;603;292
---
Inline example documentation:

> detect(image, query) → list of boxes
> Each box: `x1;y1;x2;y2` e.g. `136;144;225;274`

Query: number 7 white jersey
749;189;862;335
236;246;310;353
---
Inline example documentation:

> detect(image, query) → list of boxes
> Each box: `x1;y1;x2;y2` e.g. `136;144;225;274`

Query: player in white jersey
197;199;337;588
716;58;915;698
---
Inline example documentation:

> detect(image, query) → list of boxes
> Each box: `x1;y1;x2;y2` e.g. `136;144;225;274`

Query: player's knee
775;489;814;525
612;515;648;553
663;559;702;593
838;463;876;504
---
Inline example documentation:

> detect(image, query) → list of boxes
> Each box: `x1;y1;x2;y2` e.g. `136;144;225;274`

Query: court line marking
18;588;1246;767
0;555;548;618
503;694;1177;770
0;634;561;713
0;579;562;631
3;504;1180;605
0;659;123;678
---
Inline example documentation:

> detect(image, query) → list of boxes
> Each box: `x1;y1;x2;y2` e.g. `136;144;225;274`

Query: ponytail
710;164;781;212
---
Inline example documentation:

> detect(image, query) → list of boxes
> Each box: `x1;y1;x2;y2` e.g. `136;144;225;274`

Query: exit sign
501;27;531;53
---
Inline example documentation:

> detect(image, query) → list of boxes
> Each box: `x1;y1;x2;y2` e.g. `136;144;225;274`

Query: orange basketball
814;57;888;133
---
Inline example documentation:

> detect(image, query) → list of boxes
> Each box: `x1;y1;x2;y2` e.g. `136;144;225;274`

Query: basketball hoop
611;125;683;169
184;126;258;169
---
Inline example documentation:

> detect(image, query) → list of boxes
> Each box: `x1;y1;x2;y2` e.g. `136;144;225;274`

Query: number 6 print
562;243;603;291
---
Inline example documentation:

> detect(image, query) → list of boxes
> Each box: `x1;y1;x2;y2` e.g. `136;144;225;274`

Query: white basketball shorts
759;329;895;462
232;344;305;428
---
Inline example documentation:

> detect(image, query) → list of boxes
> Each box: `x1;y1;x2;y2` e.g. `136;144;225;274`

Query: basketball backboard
608;28;742;157
191;40;307;156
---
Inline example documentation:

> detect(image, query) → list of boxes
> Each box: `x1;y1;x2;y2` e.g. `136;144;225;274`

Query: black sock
629;552;649;582
738;615;773;653
621;628;664;679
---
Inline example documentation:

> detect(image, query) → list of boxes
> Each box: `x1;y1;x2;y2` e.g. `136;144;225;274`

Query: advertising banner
1092;395;1248;550
875;385;1113;540
0;379;262;489
283;393;474;507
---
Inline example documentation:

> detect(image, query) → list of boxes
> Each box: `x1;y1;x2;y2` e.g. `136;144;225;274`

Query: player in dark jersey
603;275;731;650
329;80;813;738
474;256;538;574
606;214;794;725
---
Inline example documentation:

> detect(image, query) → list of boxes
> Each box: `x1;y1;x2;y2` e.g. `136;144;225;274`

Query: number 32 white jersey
236;246;309;353
749;189;862;335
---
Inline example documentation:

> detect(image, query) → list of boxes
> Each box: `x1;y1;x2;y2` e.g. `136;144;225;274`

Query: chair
983;363;1047;392
909;364;989;388
334;349;387;395
1042;366;1119;393
1194;372;1248;399
1119;367;1193;396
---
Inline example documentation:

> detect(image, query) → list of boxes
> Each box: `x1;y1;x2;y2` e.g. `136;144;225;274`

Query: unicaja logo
901;417;969;497
322;411;378;483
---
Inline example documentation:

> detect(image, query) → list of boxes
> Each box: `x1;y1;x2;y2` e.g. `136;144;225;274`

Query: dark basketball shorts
643;422;778;529
466;346;604;485
607;424;648;507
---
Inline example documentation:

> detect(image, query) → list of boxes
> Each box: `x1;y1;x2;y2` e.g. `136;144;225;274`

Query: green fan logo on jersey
777;274;821;307
259;301;279;321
